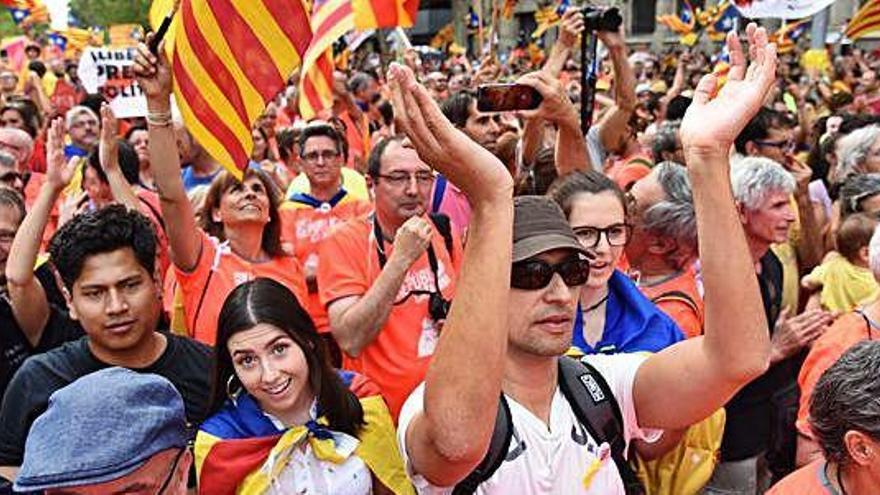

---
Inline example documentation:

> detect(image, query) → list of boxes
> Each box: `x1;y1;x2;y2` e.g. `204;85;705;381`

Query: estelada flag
846;0;880;41
170;0;312;177
352;0;419;29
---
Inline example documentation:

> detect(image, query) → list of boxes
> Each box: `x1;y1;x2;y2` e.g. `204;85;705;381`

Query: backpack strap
452;395;512;495
651;289;699;315
431;175;448;214
558;356;645;495
429;212;454;262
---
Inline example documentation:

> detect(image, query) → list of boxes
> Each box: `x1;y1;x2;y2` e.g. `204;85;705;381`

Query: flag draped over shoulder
298;0;354;120
171;0;312;177
846;0;880;41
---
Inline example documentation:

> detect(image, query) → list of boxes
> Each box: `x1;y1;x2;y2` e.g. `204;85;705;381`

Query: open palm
45;119;77;189
681;24;777;154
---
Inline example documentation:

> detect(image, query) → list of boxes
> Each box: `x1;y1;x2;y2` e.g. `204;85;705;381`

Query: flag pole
475;0;484;56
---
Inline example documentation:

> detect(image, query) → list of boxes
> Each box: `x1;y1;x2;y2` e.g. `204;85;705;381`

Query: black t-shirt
721;250;801;461
0;296;83;400
0;333;212;465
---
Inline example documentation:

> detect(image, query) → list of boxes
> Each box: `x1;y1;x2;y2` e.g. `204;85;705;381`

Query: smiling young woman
194;278;412;495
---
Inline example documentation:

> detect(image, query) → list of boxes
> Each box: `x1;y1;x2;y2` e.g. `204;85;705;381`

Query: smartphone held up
476;84;543;113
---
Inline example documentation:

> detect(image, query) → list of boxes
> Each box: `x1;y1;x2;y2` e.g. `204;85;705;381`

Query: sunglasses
511;255;590;290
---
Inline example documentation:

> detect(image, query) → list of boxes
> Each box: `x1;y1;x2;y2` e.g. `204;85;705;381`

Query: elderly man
627;162;702;338
769;341;880;494
706;157;835;493
64;106;100;159
12;367;191;494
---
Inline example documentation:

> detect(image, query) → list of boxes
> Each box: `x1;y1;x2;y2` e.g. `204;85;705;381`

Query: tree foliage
69;0;151;28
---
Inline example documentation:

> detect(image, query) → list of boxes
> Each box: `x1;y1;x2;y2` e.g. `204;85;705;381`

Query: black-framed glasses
376;171;435;187
302;150;340;163
511;256;590;290
155;447;186;495
572;223;632;248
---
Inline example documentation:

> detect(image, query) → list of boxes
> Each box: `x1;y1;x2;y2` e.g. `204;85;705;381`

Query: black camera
428;292;451;323
582;6;622;32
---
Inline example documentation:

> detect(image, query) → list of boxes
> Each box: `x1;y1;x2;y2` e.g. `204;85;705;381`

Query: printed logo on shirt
395;262;452;302
295;217;346;244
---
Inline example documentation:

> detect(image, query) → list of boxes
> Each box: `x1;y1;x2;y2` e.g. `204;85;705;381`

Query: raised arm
517;71;592;175
132;36;201;271
98;104;140;211
633;24;775;429
5;119;76;346
597;28;637;153
390;63;514;486
543;8;584;77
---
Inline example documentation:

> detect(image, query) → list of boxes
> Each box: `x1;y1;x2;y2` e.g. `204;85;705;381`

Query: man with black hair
279;122;371;347
0;204;211;482
318;133;462;419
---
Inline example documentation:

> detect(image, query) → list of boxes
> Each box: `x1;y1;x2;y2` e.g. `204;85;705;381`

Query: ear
62;285;78;321
211;206;222;225
859;245;871;265
736;202;749;224
845;430;878;466
176;450;193;488
745;141;760;157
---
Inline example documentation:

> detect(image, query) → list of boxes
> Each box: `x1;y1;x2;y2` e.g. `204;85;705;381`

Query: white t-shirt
397;353;660;494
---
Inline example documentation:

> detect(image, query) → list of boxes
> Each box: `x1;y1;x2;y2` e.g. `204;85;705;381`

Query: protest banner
77;46;146;118
732;0;834;19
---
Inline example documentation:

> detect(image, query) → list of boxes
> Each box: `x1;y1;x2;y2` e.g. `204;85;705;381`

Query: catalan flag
771;18;809;54
6;0;49;26
109;24;145;47
171;0;312;177
298;0;354;120
846;0;880;41
352;0;418;30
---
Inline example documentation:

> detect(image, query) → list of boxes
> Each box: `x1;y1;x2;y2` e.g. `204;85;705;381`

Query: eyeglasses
302;150;340;163
572;223;632;248
155;447;186;495
754;139;795;152
0;229;14;243
510;256;590;290
376;171;435;187
70;119;98;129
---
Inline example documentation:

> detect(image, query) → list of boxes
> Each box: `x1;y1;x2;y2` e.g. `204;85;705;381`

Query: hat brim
513;233;589;263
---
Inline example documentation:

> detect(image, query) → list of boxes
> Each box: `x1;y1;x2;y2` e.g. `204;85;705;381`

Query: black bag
453;356;645;494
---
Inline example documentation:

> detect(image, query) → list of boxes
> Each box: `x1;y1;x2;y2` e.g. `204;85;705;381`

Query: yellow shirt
804;252;880;313
286;167;370;202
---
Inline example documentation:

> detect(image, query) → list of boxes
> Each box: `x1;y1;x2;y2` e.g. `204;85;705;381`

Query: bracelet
146;111;172;127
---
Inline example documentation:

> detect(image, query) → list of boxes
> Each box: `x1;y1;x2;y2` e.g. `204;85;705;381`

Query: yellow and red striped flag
171;0;312;177
352;0;418;29
298;0;354;120
846;0;880;41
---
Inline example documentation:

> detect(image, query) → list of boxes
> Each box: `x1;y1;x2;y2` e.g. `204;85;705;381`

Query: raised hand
99;103;120;173
681;23;777;156
387;62;512;204
515;70;577;124
44;118;77;191
558;8;585;49
133;33;173;101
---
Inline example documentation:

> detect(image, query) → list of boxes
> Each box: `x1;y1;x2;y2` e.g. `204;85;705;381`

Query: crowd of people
2;7;880;494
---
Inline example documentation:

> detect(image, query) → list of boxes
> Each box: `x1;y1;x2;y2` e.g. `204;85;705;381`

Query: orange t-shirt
766;460;834;495
279;195;372;332
638;267;705;339
796;311;877;438
175;231;307;346
317;214;463;419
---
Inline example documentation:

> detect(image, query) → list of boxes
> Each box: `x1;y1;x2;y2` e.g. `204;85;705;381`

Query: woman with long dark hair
195;278;412;494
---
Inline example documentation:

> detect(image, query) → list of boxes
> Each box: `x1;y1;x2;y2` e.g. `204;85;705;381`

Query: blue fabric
572;270;685;355
289;188;348;209
200;370;359;440
63;144;89;159
181;166;220;192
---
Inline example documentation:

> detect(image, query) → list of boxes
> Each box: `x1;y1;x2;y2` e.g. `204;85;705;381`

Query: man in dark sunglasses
13;367;191;495
399;23;774;493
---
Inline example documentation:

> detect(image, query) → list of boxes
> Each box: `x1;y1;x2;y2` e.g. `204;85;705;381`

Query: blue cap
15;367;188;492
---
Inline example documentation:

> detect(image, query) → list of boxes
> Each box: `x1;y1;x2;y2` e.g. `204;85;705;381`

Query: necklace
583;294;610;313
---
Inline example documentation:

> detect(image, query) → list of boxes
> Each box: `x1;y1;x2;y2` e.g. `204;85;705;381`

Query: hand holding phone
476;83;543;113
